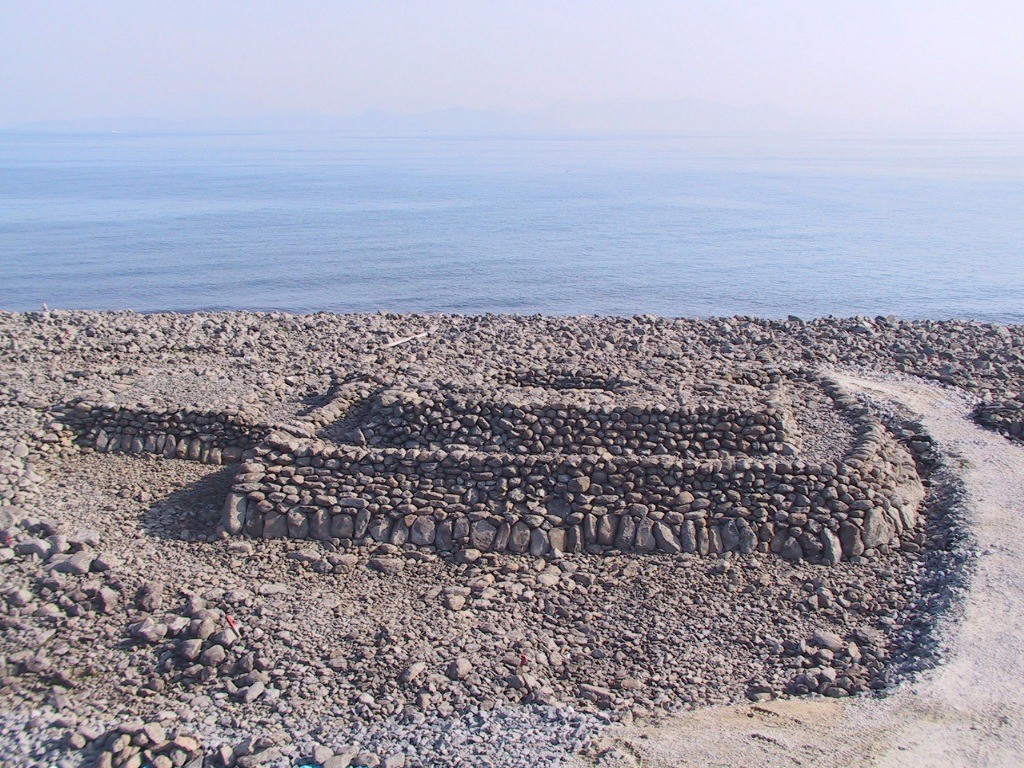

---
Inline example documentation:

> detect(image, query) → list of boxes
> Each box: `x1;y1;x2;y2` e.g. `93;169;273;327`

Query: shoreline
5;307;1024;325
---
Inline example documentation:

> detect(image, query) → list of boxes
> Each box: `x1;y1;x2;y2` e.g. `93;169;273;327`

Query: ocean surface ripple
2;131;1022;322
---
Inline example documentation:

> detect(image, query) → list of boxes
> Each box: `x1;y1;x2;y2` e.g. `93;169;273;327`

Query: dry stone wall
58;399;266;465
357;391;790;458
53;373;925;565
502;368;632;391
221;377;924;565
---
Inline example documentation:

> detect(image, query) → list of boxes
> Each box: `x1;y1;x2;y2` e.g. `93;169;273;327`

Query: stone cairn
58;372;925;565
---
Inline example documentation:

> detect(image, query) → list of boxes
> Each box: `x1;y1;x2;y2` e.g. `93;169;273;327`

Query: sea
1;130;1022;323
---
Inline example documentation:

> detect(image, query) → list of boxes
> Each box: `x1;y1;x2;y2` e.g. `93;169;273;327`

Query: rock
548;527;567;553
780;537;803;560
811;629;845;653
222;493;247;535
65;731;88;749
237;747;283;767
469;520;497;550
15;538;51;559
653;522;680;553
136;581;164;613
820;529;842;565
389;521;408;545
536;570;560;587
853;625;886;647
680;520;697;553
199;645;226;667
369;556;404;575
633;519;656;552
839;522;865;557
569;476;591;493
720;520;740;551
174;737;201;753
0;505;23;530
508;522;531;553
528;527;549;556
69;527;102;548
52;551;93;575
579;683;614;708
7;588;32;607
410;517;436;546
258;583;288;596
328;552;358;569
141;721;166;746
130;618;168;644
443;594;466;611
862;507;893;549
0;311;979;762
309;508;330;540
447;657;472;680
312;745;334;765
434;520;454;550
165;614;190;637
737;520;757;554
286;548;322;564
614;515;636;551
262;512;288;538
179;639;204;661
227;540;254;556
237;680;265;703
91;552;120;572
97;586;119;613
210;628;238;648
400;661;427;684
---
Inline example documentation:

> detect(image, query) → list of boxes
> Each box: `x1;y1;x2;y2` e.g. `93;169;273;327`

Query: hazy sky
2;1;1023;130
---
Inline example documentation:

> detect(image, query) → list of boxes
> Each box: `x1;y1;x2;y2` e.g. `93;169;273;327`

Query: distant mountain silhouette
328;98;800;133
8;98;811;134
533;98;797;132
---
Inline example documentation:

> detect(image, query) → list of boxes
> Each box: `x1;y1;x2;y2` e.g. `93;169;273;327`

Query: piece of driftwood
381;332;428;349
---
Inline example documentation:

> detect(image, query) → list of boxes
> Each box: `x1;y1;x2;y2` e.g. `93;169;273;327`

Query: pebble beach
1;310;1022;767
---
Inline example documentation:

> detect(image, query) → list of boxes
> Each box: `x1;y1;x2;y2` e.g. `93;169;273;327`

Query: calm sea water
2;131;1023;322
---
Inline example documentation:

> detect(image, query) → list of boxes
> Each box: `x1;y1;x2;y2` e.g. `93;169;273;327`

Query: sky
2;1;1023;131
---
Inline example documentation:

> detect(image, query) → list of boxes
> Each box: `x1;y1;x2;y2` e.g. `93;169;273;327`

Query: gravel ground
0;311;1021;767
582;372;1020;767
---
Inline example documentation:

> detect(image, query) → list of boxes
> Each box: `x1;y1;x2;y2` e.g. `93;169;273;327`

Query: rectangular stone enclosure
220;378;924;565
55;374;925;565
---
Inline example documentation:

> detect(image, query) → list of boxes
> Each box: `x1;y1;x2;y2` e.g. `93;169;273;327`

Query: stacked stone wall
502;368;631;391
58;400;265;465
357;393;789;458
53;377;924;565
223;387;923;564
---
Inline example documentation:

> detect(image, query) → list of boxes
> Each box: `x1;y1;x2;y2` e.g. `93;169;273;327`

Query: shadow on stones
137;464;237;542
295;371;383;420
876;414;974;687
